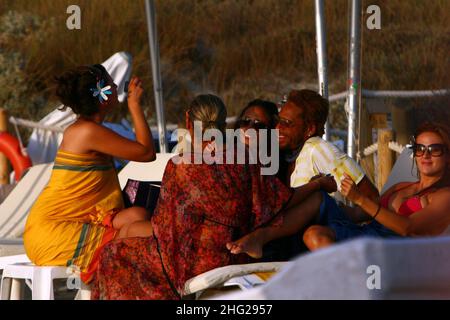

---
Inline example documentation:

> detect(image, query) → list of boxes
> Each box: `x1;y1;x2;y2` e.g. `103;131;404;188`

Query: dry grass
1;0;449;126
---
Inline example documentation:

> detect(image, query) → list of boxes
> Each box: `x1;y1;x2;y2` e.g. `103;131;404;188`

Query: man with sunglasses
276;89;379;216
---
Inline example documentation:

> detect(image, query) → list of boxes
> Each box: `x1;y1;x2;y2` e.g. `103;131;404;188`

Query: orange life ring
0;132;32;181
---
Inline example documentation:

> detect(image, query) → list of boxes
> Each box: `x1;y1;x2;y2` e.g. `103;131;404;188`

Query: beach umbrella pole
145;0;169;153
346;0;362;159
314;0;330;141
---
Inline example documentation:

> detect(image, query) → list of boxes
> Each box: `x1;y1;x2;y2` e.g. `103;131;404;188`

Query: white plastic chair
0;254;91;300
0;254;31;291
118;153;175;189
0;254;31;270
0;262;74;300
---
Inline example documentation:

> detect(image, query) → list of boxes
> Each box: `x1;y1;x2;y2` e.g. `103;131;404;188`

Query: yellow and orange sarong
24;150;124;283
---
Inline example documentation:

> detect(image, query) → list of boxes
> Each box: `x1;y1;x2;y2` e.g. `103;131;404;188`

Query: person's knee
303;225;334;250
303;225;321;244
125;223;138;238
128;207;148;222
125;222;152;238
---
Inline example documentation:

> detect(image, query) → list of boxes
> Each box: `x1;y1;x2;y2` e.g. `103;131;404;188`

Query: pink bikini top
380;182;434;217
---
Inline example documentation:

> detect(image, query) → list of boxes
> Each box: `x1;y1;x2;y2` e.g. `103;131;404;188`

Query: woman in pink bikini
227;121;450;257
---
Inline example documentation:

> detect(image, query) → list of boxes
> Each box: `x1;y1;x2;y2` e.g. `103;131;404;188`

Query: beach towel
23;150;124;283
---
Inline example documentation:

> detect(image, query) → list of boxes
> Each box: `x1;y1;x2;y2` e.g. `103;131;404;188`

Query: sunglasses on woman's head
238;118;269;130
412;144;447;157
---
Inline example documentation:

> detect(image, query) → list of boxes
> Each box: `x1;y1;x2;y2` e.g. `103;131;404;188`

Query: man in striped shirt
276;89;379;207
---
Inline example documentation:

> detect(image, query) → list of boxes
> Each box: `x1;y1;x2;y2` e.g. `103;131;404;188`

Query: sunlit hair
287;89;329;137
412;121;450;195
187;94;227;134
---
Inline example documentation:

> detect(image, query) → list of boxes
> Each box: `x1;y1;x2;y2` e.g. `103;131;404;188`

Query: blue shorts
318;191;400;242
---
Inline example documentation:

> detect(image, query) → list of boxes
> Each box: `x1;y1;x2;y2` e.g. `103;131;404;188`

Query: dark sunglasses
412;144;447;157
238;118;269;130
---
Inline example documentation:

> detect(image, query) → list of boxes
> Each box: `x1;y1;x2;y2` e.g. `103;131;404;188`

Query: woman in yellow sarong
24;65;156;283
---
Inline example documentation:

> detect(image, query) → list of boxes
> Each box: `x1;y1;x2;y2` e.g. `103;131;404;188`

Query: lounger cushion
183;262;287;296
214;236;450;300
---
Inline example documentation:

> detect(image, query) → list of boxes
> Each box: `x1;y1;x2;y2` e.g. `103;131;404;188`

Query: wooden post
369;113;388;129
377;129;394;191
0;108;9;185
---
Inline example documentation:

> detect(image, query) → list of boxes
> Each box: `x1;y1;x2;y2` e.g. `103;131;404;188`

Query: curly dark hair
54;64;109;116
287;89;329;136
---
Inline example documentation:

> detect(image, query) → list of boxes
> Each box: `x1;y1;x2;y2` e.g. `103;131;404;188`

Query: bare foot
226;230;265;259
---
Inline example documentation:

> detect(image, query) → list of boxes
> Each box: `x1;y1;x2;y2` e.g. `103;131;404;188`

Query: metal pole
346;0;362;159
145;0;168;153
314;0;330;141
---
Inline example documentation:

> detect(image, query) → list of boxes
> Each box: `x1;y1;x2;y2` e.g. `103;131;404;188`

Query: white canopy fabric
26;52;133;165
381;147;418;194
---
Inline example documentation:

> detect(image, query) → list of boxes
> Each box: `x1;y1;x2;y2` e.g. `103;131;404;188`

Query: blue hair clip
90;79;112;103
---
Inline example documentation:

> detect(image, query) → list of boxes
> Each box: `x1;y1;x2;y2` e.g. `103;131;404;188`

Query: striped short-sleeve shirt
290;137;364;190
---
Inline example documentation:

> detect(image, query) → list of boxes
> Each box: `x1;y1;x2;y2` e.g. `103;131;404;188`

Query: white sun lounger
0;163;53;256
381;147;418;194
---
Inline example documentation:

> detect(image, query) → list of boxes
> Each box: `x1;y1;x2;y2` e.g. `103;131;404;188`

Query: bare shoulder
60;120;106;153
381;181;415;197
67;120;113;139
65;119;98;133
429;186;450;203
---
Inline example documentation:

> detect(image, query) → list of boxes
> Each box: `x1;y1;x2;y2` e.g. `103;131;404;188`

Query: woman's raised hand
127;76;144;107
341;173;363;205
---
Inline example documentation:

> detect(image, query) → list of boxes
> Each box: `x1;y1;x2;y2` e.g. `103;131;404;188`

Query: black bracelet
372;203;382;220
